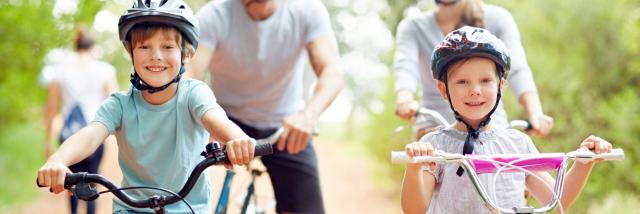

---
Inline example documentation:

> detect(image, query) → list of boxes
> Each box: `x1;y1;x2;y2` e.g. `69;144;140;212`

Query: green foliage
0;121;46;209
0;0;104;130
0;0;104;208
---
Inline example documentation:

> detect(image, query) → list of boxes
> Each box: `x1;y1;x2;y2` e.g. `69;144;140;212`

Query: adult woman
43;24;118;214
393;0;553;136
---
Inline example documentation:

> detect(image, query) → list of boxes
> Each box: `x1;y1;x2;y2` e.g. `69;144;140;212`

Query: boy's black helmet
431;26;510;81
118;0;199;49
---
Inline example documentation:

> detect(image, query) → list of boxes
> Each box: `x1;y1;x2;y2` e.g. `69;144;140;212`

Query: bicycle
37;142;274;214
391;148;625;213
215;128;284;214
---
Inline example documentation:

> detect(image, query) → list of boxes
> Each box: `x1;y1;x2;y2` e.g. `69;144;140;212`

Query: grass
0;121;47;210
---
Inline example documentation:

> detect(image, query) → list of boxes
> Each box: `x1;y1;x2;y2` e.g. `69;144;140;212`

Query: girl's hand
579;135;613;164
405;141;436;169
225;138;256;166
37;160;71;194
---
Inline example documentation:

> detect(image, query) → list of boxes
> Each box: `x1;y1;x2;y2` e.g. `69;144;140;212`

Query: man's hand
277;111;318;154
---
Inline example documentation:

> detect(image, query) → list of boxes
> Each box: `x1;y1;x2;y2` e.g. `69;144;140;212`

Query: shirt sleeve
491;7;538;97
93;94;123;134
188;81;224;126
196;3;222;50
393;17;421;94
302;0;335;45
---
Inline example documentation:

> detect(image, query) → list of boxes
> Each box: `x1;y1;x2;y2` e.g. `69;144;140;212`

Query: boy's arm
201;109;248;142
38;122;109;193
401;166;436;214
201;109;255;165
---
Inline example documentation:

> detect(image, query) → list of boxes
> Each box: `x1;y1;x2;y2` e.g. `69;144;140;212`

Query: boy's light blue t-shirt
94;79;223;213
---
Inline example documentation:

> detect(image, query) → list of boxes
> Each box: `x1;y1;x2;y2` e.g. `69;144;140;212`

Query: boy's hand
579;135;612;164
225;138;256;166
405;141;436;169
37;160;71;194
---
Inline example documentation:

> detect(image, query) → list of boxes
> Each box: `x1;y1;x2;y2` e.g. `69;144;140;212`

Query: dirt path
13;139;400;213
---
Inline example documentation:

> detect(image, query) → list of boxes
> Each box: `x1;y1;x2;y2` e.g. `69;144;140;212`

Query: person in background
394;0;553;138
43;23;118;214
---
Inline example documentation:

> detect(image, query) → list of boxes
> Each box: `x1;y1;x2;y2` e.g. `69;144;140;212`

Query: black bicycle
37;142;273;214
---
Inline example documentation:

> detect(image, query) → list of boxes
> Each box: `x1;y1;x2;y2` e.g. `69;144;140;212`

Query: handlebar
37;141;273;212
391;148;625;214
391;148;624;165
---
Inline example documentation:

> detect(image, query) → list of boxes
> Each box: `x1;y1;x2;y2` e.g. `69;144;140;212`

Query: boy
37;0;256;213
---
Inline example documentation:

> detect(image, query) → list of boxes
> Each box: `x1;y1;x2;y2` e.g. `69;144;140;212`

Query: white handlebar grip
596;148;625;161
391;152;446;164
391;152;413;164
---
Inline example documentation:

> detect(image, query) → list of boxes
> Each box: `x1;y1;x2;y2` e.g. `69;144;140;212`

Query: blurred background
0;0;638;213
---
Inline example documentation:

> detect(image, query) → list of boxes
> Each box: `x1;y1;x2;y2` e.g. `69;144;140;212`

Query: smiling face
437;57;504;125
130;27;184;88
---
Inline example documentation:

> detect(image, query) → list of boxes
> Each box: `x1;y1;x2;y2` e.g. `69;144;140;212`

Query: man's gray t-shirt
196;0;334;129
394;5;538;128
420;127;539;214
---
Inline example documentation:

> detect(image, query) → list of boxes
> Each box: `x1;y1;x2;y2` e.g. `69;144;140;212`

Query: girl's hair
74;24;95;51
446;57;509;81
128;23;195;58
459;0;485;28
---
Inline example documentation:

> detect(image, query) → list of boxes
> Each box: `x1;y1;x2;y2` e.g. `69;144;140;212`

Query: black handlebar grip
254;143;273;156
64;173;86;187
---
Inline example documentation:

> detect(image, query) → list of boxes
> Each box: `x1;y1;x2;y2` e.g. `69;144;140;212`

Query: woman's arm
493;7;554;136
394;18;422;121
44;82;62;158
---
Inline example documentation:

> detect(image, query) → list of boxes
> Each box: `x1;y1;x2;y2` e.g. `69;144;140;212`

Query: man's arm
276;35;344;154
305;35;344;118
185;44;214;80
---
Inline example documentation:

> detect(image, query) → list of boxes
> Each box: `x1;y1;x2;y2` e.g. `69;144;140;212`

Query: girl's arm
526;136;611;213
402;166;436;214
201;109;254;165
38;122;109;193
401;141;437;214
526;163;594;213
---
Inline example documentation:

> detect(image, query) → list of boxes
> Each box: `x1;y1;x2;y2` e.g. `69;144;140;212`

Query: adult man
188;0;343;213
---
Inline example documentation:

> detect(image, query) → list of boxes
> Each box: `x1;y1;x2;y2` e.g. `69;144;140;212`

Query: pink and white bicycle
391;148;625;213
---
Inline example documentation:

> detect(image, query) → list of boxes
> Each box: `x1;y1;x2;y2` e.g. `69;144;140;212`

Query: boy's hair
127;23;195;58
117;0;199;93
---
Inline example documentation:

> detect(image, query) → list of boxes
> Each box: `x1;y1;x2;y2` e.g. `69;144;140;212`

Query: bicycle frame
391;149;625;214
215;128;284;214
38;142;273;214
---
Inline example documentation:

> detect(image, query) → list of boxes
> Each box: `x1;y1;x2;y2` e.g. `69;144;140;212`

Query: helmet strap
444;80;502;176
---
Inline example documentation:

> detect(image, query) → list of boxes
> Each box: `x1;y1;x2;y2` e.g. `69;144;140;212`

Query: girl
401;26;612;214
